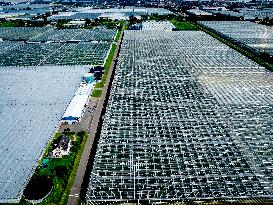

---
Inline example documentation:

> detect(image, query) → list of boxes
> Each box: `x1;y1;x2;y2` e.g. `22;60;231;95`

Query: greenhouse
0;27;52;41
0;41;23;53
210;8;273;20
0;42;112;66
50;7;172;21
30;28;117;42
0;65;89;203
75;7;172;15
0;27;117;43
86;30;273;202
49;12;102;20
142;21;175;31
199;21;273;55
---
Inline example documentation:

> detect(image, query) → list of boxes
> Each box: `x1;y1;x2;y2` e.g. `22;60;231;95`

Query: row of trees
259;17;273;26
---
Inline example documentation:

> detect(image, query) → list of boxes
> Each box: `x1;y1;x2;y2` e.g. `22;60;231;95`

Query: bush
92;89;102;97
54;165;69;179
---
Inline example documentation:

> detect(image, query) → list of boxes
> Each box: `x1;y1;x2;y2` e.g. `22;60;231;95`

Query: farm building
62;81;95;124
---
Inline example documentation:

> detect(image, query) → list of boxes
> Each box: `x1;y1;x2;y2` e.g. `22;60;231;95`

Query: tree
140;15;148;21
129;15;137;25
42;15;47;24
85;18;91;25
264;17;269;22
54;165;69;179
260;52;273;64
17;19;25;27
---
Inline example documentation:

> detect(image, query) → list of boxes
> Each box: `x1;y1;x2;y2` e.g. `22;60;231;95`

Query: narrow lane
67;30;124;205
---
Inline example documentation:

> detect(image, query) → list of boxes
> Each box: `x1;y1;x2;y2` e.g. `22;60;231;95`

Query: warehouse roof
62;82;95;121
62;95;88;120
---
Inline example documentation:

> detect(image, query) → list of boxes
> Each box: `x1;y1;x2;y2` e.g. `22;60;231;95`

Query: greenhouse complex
0;26;117;202
86;29;273;202
0;66;89;202
199;21;273;55
0;28;117;66
49;8;171;21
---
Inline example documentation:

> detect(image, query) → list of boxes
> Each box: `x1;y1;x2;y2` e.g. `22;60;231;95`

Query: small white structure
62;81;95;124
187;9;213;16
202;7;227;12
64;20;86;28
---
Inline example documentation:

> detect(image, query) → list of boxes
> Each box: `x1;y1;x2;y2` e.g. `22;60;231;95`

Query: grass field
91;89;102;97
170;20;197;30
0;21;22;27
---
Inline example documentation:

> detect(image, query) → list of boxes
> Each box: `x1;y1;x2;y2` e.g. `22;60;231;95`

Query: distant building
187;9;213;16
223;0;252;2
201;6;227;12
129;23;142;30
90;66;104;81
63;20;85;28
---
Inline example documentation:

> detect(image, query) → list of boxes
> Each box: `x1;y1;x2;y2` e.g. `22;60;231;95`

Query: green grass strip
170;20;197;30
59;133;88;205
91;89;102;97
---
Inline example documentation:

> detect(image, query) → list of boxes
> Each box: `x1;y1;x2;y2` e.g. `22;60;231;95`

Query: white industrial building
62;81;95;124
187;9;213;16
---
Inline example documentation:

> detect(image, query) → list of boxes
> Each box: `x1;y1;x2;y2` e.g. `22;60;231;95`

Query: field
86;30;273;202
170;20;197;30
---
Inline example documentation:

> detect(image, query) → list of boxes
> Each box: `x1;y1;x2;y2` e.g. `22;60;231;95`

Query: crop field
86;30;273;202
0;65;89;203
199;21;273;55
0;42;112;66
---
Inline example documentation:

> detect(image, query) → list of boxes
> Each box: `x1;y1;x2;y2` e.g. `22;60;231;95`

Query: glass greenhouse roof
86;30;273;202
0;65;89;203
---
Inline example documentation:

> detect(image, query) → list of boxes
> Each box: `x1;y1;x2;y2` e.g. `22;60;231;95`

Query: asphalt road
67;31;124;205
